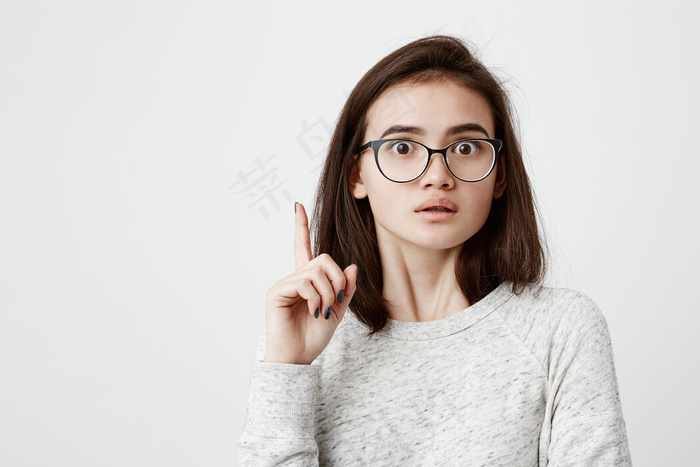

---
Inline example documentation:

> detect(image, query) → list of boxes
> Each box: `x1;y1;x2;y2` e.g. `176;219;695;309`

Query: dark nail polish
294;201;297;213
314;307;320;319
337;289;344;304
325;306;331;319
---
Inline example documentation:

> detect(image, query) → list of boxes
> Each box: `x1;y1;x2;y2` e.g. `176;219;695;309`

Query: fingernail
294;201;297;213
314;307;320;319
325;306;332;319
337;289;344;304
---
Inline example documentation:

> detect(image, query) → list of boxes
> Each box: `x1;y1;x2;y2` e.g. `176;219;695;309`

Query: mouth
415;197;459;213
420;207;455;212
416;208;457;220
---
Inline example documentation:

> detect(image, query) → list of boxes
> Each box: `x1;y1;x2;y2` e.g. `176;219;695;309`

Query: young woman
238;35;632;465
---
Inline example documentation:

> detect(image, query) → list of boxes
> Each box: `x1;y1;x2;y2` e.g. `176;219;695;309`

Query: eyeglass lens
376;139;495;182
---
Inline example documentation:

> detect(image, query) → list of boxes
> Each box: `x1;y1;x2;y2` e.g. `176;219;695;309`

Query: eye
388;140;417;155
452;140;480;156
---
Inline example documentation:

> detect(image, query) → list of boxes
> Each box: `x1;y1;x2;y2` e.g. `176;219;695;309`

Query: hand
263;202;358;365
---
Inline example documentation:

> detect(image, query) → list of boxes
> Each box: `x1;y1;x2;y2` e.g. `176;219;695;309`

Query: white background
1;1;699;465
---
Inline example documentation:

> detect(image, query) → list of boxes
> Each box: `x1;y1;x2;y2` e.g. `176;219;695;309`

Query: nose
419;151;455;188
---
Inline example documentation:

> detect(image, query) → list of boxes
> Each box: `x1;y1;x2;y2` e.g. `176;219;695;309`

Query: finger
268;274;323;319
294;278;322;318
294;202;313;271
314;254;349;306
280;267;336;320
335;264;359;320
306;265;337;320
321;262;359;322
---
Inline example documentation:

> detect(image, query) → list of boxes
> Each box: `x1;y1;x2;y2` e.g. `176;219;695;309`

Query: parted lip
415;197;459;212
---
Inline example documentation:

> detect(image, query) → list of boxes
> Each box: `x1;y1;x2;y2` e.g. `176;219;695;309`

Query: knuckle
300;277;314;290
311;267;326;281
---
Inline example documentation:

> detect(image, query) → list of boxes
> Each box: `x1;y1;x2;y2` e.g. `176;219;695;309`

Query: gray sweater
238;281;632;465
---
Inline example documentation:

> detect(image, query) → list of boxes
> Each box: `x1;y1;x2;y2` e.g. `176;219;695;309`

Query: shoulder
496;283;612;368
499;282;606;328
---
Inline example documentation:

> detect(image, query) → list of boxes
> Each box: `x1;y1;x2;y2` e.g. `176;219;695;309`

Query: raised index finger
294;202;313;271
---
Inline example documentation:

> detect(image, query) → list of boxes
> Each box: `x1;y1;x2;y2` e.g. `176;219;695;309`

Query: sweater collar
345;281;514;340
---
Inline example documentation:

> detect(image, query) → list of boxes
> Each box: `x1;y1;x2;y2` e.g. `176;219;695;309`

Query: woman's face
350;78;507;252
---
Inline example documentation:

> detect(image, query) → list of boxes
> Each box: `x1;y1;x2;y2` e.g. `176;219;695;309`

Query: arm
546;293;632;465
237;329;321;466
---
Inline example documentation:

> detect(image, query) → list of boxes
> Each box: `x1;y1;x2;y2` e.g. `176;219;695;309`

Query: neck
378;239;470;322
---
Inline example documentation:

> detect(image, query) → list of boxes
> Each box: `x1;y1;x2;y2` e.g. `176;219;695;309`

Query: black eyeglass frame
357;137;503;183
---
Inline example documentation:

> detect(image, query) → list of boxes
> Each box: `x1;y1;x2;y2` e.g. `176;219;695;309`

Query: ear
492;153;507;199
349;153;368;199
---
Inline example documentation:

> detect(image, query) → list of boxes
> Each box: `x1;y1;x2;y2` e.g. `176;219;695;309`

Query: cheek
364;180;411;225
459;183;497;218
362;164;395;199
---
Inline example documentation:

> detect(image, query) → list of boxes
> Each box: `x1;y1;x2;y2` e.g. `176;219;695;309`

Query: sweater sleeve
546;293;632;465
237;329;321;466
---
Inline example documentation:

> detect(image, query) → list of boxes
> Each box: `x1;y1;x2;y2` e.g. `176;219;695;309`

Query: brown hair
309;34;547;337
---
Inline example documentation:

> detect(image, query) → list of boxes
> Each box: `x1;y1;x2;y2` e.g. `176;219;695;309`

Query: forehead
364;78;495;140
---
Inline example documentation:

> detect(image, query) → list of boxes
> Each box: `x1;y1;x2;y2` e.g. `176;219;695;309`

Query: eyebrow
379;123;490;139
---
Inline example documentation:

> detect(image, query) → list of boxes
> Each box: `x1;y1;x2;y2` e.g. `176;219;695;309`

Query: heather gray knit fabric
238;281;632;466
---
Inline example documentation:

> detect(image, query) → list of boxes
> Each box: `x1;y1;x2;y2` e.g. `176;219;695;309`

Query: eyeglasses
357;138;502;183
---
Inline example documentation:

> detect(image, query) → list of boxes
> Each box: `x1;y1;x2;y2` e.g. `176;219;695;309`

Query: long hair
310;34;547;337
